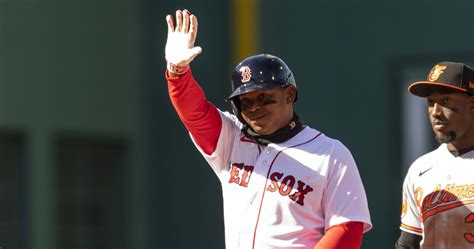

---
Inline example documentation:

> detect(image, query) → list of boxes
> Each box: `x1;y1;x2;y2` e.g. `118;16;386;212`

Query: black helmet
227;54;297;121
227;54;297;100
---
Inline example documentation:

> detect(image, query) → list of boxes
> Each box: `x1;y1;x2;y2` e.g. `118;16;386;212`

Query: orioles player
165;9;372;249
395;62;474;249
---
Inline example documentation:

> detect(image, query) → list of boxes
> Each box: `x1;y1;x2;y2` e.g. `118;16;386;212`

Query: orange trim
408;81;468;94
400;223;422;233
470;81;474;89
422;200;474;221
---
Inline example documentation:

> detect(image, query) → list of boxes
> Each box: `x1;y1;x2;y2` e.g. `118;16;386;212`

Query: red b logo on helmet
240;66;252;83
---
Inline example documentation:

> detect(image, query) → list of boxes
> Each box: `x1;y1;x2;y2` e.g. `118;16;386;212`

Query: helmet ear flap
230;98;246;124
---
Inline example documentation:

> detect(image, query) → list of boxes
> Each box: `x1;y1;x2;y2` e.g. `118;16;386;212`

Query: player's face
239;86;296;135
426;91;474;148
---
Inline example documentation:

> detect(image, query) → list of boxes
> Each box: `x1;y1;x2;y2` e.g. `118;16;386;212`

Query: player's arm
396;167;422;249
314;222;364;249
165;10;221;155
394;231;422;249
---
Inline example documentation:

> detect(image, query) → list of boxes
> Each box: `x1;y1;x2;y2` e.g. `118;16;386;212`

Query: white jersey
400;144;474;249
191;111;372;249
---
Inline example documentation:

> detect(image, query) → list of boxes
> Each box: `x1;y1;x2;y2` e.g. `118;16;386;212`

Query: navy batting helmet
227;54;297;120
227;54;297;100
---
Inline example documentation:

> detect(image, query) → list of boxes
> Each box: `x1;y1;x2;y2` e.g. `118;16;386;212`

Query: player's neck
447;139;474;156
242;112;303;145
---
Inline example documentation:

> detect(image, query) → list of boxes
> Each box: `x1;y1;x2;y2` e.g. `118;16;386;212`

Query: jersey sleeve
190;111;242;178
166;69;221;155
166;69;245;179
400;167;423;235
314;222;364;249
322;141;372;233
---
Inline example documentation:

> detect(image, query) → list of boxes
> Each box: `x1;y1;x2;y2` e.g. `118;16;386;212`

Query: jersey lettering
279;175;296;196
464;213;474;243
266;171;313;206
420;183;474;216
240;165;254;187
289;180;314;206
229;163;254;187
267;172;283;192
414;187;424;209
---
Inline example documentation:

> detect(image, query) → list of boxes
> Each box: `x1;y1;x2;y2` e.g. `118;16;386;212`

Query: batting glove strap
167;61;190;75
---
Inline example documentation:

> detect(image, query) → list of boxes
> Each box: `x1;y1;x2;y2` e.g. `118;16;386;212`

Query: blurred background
0;0;473;248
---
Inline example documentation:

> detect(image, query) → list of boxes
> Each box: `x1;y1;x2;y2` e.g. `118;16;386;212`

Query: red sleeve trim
166;69;222;155
314;222;364;249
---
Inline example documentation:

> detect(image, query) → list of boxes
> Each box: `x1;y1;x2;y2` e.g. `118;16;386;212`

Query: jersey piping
400;223;423;234
252;131;323;249
422;199;474;221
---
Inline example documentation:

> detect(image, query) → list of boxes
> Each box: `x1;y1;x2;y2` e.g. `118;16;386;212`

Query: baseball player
395;62;474;249
165;9;372;249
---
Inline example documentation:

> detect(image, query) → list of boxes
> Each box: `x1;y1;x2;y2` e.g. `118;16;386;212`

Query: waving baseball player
395;62;474;249
165;9;372;249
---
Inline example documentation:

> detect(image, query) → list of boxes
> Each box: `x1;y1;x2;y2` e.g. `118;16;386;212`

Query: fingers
165;9;201;66
189;14;198;43
182;9;190;33
166;15;175;33
190;46;202;57
170;9;195;34
185;46;203;63
175;10;182;32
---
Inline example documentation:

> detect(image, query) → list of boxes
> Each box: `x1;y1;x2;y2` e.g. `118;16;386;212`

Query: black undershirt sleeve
395;231;422;249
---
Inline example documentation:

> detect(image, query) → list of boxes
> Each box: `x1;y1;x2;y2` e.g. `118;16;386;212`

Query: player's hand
165;9;202;75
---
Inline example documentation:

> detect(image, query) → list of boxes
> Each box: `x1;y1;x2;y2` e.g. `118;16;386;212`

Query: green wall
0;0;472;248
0;0;143;248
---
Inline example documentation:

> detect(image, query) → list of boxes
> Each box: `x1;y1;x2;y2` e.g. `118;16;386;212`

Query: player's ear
284;86;296;104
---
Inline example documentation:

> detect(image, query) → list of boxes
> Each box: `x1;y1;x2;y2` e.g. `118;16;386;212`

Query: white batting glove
165;9;202;75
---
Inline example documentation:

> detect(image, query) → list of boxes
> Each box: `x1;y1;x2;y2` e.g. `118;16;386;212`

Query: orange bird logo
428;65;447;81
401;198;407;218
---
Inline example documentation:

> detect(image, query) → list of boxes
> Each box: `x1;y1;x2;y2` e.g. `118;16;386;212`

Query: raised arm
165;10;221;155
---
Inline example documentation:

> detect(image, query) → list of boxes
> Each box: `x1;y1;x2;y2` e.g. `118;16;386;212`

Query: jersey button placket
262;147;274;166
252;146;281;248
